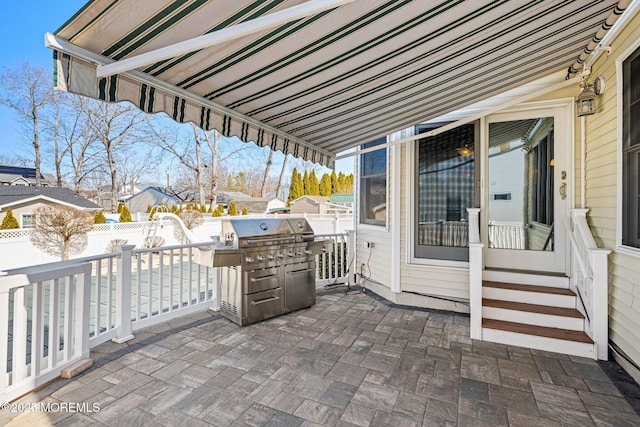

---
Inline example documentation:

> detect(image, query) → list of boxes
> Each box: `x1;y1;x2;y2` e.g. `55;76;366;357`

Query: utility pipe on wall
581;115;586;209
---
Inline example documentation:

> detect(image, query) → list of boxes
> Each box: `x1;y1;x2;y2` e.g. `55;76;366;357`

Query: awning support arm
95;0;356;78
335;76;577;160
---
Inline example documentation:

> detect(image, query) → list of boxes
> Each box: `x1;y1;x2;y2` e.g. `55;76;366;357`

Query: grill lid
220;217;316;247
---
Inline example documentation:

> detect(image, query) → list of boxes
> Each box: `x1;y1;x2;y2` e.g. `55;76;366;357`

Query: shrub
119;204;132;222
228;201;238;216
212;205;223;217
94;210;107;224
1;208;20;229
241;207;249;215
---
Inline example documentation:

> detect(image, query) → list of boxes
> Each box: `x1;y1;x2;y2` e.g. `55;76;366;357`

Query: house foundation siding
584;8;640;381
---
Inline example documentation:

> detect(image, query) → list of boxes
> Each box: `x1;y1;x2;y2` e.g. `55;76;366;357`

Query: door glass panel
488;117;554;251
415;123;477;261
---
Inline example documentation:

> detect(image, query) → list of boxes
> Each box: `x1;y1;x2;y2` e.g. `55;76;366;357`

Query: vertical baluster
12;286;28;382
95;260;102;337
64;275;75;361
188;247;193;306
136;254;142;320
49;279;59;369
179;248;184;309
159;250;164;315
197;261;202;303
147;251;152;318
31;281;44;379
115;244;135;343
107;258;113;331
169;250;174;311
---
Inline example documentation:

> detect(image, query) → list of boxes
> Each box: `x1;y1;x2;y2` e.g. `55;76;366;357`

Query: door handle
559;182;567;200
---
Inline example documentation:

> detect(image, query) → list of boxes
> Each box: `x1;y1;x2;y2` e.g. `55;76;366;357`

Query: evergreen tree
0;208;20;229
228;201;238;216
94;210;107;224
287;167;304;205
119;205;133;222
117;203;123;214
309;171;320;195
319;173;332;197
302;170;310;195
241;207;249;215
338;172;347;194
212;205;223;217
330;170;339;194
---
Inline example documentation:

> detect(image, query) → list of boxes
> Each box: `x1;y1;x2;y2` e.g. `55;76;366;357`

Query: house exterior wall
289;199;320;215
1;200;87;227
582;9;640;379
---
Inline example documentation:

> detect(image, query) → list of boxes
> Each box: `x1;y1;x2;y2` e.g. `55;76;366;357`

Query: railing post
590;248;611;360
74;263;92;358
467;208;483;340
114;244;135;343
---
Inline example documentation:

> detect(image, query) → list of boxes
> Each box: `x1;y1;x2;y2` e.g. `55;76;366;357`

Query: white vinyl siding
586;10;640;372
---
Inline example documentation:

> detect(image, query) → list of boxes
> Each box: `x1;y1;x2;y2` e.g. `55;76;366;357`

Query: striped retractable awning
47;0;631;167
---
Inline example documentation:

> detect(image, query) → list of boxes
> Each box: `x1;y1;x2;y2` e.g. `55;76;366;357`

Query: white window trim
20;213;35;228
357;138;389;230
616;36;640;256
404;125;471;269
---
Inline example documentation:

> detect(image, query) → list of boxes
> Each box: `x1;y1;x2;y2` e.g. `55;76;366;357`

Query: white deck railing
567;209;611;360
0;262;92;404
1;232;350;403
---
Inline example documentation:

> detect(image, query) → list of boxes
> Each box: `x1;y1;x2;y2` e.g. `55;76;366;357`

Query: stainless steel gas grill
207;218;328;326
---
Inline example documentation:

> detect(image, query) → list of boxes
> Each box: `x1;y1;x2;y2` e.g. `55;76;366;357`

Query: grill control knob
278;253;285;259
245;256;254;263
288;252;295;257
257;255;265;262
304;249;312;255
268;254;275;260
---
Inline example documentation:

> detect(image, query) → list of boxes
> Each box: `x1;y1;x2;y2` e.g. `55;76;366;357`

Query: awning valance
47;0;632;166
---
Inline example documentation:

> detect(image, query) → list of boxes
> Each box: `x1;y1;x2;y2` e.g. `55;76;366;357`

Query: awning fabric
48;0;631;167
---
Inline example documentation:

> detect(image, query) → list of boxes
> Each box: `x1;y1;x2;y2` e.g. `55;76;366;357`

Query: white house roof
47;0;631;167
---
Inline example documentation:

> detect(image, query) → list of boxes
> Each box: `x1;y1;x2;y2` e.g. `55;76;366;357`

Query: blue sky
0;1;353;177
0;1;88;158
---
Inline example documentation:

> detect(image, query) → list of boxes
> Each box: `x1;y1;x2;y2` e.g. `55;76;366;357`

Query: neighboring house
0;186;100;228
48;0;640;383
266;198;287;214
289;195;330;215
0;165;55;187
216;191;270;213
328;193;354;214
126;186;200;213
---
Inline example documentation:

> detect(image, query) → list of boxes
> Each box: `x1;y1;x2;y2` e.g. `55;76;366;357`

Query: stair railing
567;209;611;360
467;208;483;340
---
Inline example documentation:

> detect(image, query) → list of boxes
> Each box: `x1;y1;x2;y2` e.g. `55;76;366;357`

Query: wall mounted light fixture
576;70;605;117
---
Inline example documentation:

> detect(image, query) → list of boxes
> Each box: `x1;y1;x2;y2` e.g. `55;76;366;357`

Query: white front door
483;102;571;273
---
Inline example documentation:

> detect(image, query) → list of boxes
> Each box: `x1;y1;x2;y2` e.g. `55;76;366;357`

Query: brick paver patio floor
2;290;640;426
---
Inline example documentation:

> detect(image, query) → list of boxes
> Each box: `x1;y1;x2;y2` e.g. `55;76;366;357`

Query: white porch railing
1;233;351;403
315;231;354;287
488;222;526;249
567;209;611;360
0;262;92;404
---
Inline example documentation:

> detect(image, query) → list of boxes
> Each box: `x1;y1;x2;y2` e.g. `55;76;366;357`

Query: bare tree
275;154;289;201
261;150;274;197
81;99;149;212
117;148;156;195
30;205;94;260
0;61;54;186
